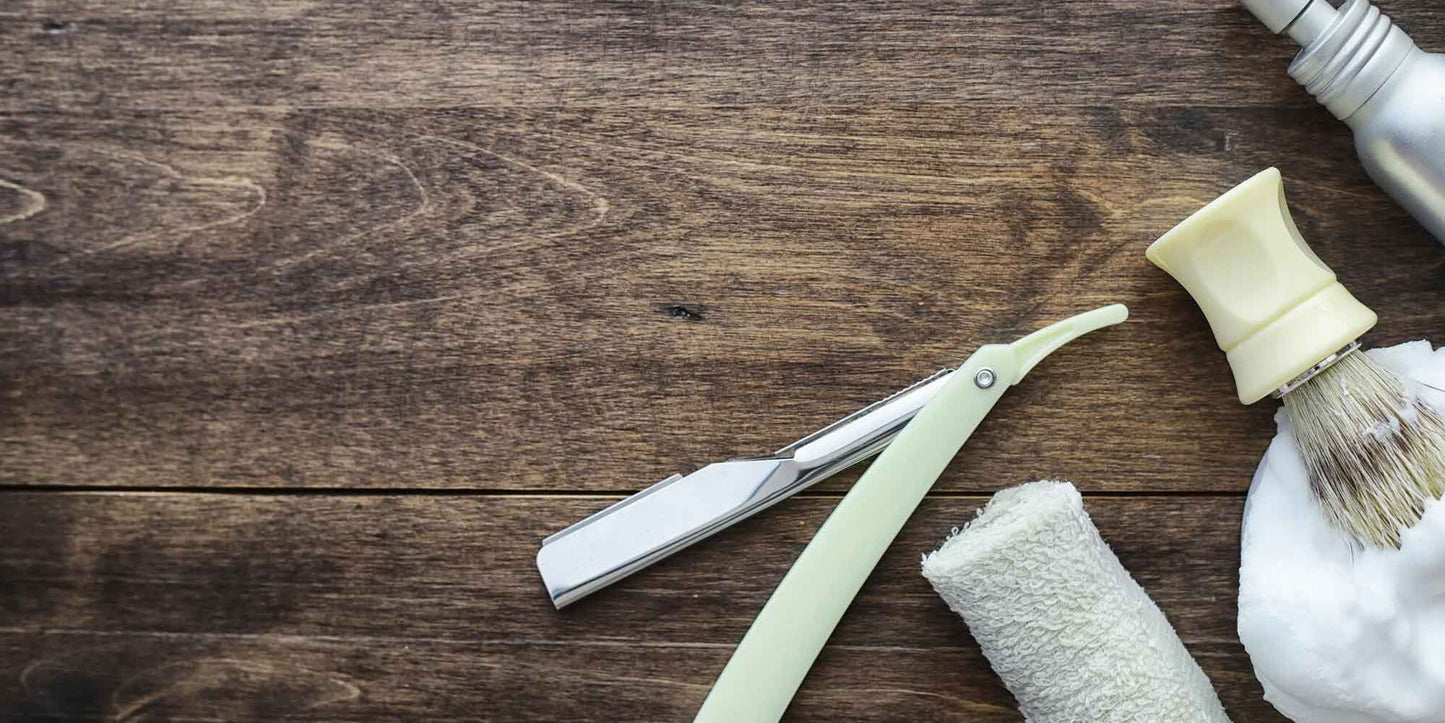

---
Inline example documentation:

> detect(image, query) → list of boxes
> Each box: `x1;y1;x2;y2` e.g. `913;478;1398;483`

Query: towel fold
921;480;1231;723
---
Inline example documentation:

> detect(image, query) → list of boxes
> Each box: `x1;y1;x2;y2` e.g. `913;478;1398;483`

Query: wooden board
2;493;1273;720
3;1;1445;111
2;104;1441;493
5;0;1445;720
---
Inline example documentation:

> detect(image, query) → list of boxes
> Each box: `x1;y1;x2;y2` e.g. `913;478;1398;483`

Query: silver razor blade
535;367;956;608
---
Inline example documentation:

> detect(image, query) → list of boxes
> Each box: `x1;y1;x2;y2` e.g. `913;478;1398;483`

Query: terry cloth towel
921;480;1231;723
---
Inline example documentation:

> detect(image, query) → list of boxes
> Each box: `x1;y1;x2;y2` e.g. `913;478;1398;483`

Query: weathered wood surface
2;105;1442;492
4;1;1445;111
2;493;1269;720
5;0;1445;720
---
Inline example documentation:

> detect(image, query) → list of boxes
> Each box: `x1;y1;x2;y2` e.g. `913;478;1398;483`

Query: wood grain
3;1;1444;111
2;105;1442;491
5;0;1445;720
1;492;1277;721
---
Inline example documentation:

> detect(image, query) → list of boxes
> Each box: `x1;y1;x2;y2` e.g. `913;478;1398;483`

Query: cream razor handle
692;303;1128;723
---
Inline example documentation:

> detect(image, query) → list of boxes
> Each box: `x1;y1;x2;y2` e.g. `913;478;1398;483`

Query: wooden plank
0;1;1297;112
3;107;1441;491
0;492;1284;720
4;1;1444;112
0;633;1265;722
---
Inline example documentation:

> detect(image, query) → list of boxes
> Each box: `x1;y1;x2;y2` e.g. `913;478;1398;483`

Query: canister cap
1145;168;1377;404
1241;0;1312;33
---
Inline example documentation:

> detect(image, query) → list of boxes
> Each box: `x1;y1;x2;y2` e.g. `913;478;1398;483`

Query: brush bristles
1283;351;1445;549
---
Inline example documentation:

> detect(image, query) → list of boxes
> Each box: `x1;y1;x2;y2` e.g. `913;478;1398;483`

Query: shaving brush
1284;352;1445;547
1148;167;1444;548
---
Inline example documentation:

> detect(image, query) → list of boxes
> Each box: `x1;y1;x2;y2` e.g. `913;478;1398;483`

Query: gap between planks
0;485;1247;498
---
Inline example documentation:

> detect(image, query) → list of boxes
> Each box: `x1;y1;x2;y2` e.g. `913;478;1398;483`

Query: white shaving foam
1240;340;1445;722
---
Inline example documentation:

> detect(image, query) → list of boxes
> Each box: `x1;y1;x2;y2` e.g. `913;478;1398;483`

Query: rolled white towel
921;480;1231;723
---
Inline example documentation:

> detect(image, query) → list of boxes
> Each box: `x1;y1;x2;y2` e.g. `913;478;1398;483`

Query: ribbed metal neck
1272;341;1361;398
1288;0;1415;120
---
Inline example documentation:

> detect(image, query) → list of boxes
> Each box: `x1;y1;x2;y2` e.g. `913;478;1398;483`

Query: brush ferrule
1272;341;1362;398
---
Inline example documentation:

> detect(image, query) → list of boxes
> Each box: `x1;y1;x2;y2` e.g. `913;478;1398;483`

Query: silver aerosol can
1243;0;1445;244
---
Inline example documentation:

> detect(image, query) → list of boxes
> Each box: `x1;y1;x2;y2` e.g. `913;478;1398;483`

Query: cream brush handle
691;304;1128;723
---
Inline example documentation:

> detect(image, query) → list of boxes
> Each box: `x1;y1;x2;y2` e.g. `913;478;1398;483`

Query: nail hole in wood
662;304;705;321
